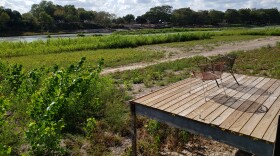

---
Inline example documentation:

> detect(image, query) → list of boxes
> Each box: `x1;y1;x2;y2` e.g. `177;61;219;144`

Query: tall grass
0;32;211;57
3;48;164;70
114;27;280;36
215;28;280;36
113;28;219;35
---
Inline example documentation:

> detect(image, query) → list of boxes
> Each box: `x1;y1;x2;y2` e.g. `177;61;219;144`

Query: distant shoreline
0;29;116;37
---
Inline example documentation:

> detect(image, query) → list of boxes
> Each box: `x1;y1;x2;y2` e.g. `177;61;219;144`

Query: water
0;33;110;42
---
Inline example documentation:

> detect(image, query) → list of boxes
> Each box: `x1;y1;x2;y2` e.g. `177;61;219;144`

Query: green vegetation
0;32;211;57
150;35;264;49
116;27;280;36
111;56;204;87
216;28;280;36
0;58;129;155
2;35;263;71
114;28;219;35
3;48;164;70
234;43;280;78
2;26;280;155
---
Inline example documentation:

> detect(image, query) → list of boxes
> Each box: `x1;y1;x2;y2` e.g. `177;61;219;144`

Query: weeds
113;28;219;35
0;32;211;57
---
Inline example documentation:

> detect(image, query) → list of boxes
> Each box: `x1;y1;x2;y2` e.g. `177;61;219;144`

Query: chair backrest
212;54;237;71
196;62;225;80
199;62;225;73
212;62;225;74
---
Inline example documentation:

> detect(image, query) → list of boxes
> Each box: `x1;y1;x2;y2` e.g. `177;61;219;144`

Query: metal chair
190;62;227;101
210;54;240;86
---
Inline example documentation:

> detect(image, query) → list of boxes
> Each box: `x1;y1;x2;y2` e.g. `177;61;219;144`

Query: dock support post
273;115;280;156
131;103;137;156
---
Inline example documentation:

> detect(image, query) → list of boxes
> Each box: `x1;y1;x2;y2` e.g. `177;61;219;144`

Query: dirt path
102;36;280;74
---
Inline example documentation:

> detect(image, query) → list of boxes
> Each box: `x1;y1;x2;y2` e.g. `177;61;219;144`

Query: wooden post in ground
130;103;137;156
273;115;280;156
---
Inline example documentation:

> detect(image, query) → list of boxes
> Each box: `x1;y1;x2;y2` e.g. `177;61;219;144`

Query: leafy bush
0;97;12;155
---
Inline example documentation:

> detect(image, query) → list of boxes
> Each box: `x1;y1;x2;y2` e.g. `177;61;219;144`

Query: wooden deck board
177;75;245;117
199;76;254;123
210;76;260;126
131;73;280;145
205;77;255;125
152;80;207;109
239;81;280;136
165;74;234;113
194;76;258;123
229;79;276;132
263;110;280;142
251;95;280;139
134;78;196;104
175;74;241;116
144;79;203;107
218;77;265;129
227;78;272;131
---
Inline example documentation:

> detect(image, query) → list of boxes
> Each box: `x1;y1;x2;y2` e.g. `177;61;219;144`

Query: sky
1;0;280;17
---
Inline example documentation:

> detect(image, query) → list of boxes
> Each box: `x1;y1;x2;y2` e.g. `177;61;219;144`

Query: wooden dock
130;73;280;156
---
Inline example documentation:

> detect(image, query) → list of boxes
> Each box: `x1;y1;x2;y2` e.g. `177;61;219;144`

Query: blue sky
1;0;280;17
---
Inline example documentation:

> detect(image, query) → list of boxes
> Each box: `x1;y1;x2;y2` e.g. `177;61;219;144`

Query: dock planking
131;73;280;146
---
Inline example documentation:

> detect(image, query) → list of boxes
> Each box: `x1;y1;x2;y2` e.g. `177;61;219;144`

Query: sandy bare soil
102;36;280;75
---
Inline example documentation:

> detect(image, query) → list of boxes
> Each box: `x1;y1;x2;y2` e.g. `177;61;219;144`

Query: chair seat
193;71;220;81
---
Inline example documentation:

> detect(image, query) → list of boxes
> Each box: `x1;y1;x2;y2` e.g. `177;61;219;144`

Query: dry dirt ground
108;37;280;155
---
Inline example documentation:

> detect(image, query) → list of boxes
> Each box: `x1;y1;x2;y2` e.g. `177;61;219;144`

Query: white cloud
1;0;280;17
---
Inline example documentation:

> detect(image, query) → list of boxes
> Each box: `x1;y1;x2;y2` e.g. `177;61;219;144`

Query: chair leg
220;78;227;96
215;80;220;87
231;71;240;85
202;81;206;102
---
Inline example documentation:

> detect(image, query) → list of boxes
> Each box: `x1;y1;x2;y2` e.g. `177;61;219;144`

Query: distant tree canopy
0;1;280;35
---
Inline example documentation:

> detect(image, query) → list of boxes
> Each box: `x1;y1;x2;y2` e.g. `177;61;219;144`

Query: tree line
1;1;280;35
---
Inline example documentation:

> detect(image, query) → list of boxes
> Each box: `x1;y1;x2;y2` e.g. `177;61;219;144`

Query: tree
208;9;224;25
135;16;147;24
78;9;95;23
38;12;53;30
196;10;210;25
63;5;79;23
265;8;280;24
238;8;251;24
94;11;115;26
123;14;135;24
225;9;240;24
22;13;39;31
53;8;65;22
171;8;196;26
0;12;10;29
251;9;267;25
143;5;172;24
114;17;125;24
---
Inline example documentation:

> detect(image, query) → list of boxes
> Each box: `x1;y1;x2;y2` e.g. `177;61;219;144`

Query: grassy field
114;27;280;36
113;27;219;35
143;35;264;52
1;35;265;71
1;28;280;155
0;32;211;57
112;43;280;91
2;48;164;70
